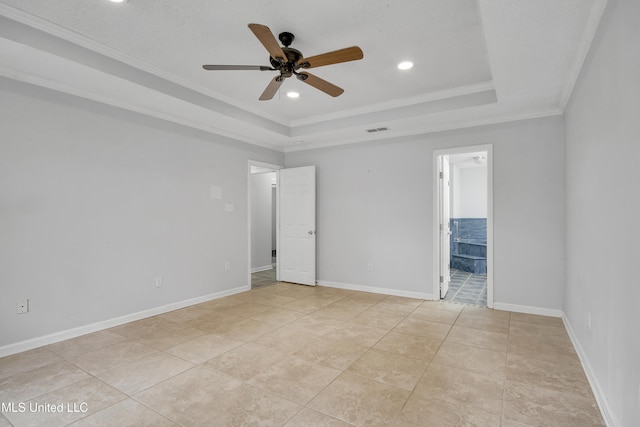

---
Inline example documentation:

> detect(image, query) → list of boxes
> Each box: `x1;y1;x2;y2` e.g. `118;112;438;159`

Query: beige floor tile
393;394;501;427
509;320;569;340
382;295;424;306
253;327;325;354
294;336;368;370
157;306;211;323
216;302;273;318
0;347;62;380
309;372;410;427
46;330;127;360
253;293;301;307
419;300;464;312
69;398;177;426
348;309;407;330
287;314;344;335
203;343;287;381
502;420;535;427
414;364;504;415
506;352;593;397
313;302;369;321
369;301;417;316
135;366;300;426
164;333;243;364
461;305;510;320
95;351;194;395
445;325;508;352
0;360;90;402
248;355;341;404
374;331;442;361
393;317;451;340
508;332;577;363
109;318;204;350
249;307;307;325
510;312;564;328
213;318;278;341
283;407;352;427
455;312;510;334
182;311;245;334
346;348;427;390
70;341;157;377
432;341;507;379
409;307;460;325
281;297;334;313
503;380;605;427
321;322;388;347
3;377;126;427
195;297;243;311
340;291;387;305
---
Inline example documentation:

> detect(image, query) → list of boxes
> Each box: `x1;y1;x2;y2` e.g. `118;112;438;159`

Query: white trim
432;145;494;308
492;302;562;318
0;285;249;358
563;314;618;427
318;280;433;301
251;265;273;273
558;0;609;111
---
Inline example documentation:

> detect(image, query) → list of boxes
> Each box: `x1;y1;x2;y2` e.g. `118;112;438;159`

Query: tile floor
0;283;604;426
445;269;488;306
251;268;277;290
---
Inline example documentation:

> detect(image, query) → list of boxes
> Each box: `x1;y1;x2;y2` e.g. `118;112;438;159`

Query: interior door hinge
439;171;443;178
439;275;443;283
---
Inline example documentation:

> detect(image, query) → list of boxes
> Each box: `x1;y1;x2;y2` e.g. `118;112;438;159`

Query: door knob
308;230;314;235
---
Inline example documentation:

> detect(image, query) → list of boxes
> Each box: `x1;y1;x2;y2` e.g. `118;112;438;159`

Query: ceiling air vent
365;127;389;133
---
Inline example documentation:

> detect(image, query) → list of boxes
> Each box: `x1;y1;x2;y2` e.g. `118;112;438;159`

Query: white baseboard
251;265;273;273
562;315;618;427
493;302;563;317
0;285;250;358
317;280;433;300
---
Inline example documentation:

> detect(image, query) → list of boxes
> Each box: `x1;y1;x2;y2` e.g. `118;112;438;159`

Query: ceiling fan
202;23;364;100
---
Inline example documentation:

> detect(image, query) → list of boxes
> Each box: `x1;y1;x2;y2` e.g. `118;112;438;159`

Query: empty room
1;0;638;426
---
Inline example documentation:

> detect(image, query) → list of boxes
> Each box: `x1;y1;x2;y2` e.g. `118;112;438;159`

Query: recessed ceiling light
287;91;300;98
397;61;414;70
109;0;127;3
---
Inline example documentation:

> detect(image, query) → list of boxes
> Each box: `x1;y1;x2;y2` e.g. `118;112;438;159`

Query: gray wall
285;115;565;309
564;0;640;425
0;79;283;349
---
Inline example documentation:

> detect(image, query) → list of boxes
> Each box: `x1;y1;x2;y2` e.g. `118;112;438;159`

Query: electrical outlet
17;300;29;314
367;262;373;271
155;276;163;287
225;261;230;271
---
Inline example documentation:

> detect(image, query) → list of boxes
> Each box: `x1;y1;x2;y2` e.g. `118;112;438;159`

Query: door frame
432;144;494;308
248;160;283;287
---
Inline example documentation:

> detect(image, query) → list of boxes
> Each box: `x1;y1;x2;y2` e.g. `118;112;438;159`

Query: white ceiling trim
0;2;288;126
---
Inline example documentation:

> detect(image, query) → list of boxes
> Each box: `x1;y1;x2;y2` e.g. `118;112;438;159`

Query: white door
439;156;451;298
278;166;316;285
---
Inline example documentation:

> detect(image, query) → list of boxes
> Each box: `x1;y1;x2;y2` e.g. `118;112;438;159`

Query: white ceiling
0;0;606;152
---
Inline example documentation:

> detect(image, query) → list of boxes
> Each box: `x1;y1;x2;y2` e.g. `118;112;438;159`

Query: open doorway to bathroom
249;162;281;289
434;145;493;307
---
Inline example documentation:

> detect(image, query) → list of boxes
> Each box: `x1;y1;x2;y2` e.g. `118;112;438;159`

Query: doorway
248;161;281;289
433;145;493;308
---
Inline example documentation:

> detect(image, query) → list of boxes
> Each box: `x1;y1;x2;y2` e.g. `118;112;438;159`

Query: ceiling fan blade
248;23;287;63
259;76;285;101
298;46;363;69
203;65;275;71
298;72;344;97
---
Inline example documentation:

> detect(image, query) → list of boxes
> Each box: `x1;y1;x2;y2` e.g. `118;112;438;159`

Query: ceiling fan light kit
202;23;363;100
